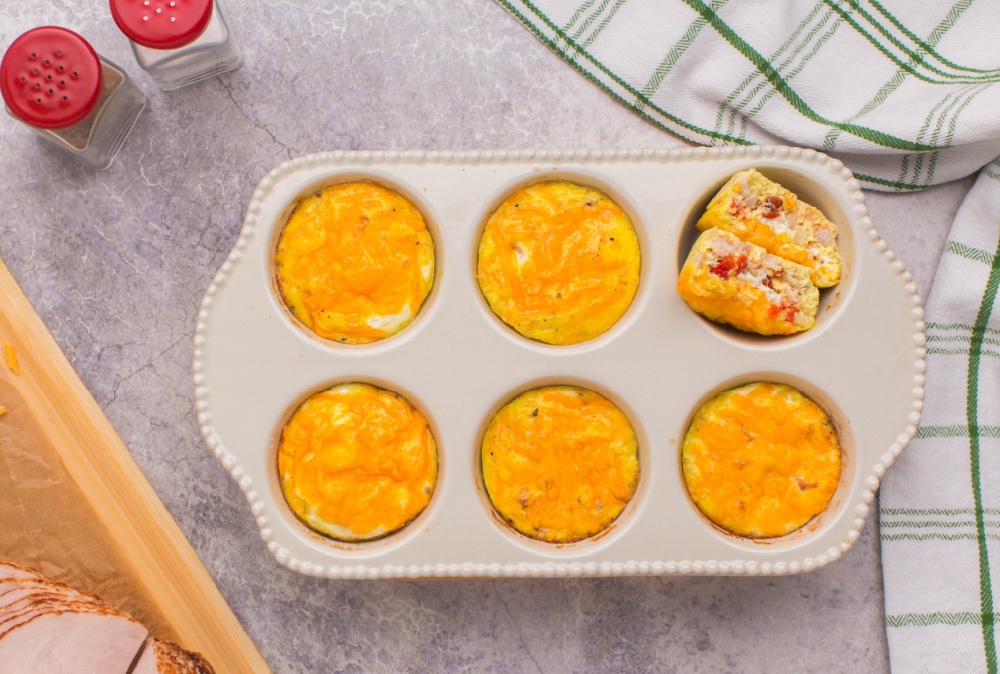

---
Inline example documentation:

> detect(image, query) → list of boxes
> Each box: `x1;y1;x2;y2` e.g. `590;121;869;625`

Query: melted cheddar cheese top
481;386;639;543
477;181;640;345
277;383;437;541
275;182;434;344
682;382;841;538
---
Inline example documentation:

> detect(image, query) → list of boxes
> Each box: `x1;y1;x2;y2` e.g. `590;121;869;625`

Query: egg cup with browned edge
274;181;435;345
481;385;639;544
477;180;640;346
681;382;842;539
277;382;437;542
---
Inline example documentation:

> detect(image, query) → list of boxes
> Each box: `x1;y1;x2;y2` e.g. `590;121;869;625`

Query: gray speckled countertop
0;2;975;672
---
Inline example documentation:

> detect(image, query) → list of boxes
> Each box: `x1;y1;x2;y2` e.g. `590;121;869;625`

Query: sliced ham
0;579;103;608
0;561;216;674
0;562;42;582
1;596;124;635
0;580;110;631
132;638;218;674
0;608;148;674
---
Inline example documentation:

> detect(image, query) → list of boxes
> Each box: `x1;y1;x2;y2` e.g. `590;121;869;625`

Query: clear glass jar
110;0;241;91
0;26;146;170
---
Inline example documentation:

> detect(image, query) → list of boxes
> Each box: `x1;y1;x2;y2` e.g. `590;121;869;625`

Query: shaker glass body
1;27;146;169
116;0;240;91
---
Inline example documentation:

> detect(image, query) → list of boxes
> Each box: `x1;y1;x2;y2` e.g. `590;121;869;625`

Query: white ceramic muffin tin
195;148;924;579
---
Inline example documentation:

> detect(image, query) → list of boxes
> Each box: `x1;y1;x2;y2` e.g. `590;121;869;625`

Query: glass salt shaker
0;26;146;170
110;0;241;91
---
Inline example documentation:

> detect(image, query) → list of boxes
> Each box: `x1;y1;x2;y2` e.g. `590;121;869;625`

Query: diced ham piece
0;608;148;674
132;638;218;674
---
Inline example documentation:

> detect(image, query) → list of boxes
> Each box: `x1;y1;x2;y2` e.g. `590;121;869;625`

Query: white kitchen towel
499;1;1000;671
499;0;1000;191
880;161;1000;672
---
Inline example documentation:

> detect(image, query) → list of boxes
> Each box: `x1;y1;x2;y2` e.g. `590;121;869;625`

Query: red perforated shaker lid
110;0;214;50
0;27;103;130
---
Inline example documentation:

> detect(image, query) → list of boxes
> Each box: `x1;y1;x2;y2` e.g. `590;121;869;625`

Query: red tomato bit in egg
767;301;799;323
709;254;748;279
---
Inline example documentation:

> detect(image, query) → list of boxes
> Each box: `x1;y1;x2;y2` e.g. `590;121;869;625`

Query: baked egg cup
477;181;640;345
275;181;435;345
678;169;843;337
681;382;842;539
481;385;640;543
277;382;438;542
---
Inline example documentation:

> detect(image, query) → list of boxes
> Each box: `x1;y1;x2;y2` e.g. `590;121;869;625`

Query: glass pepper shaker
0;27;146;170
110;0;241;91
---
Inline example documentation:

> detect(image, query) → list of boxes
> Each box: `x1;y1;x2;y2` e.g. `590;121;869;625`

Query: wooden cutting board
0;257;269;672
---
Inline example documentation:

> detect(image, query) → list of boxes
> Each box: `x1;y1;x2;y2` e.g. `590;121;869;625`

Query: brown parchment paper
0;370;175;641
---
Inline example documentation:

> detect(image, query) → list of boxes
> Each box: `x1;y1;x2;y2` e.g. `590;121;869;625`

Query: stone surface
0;2;976;672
